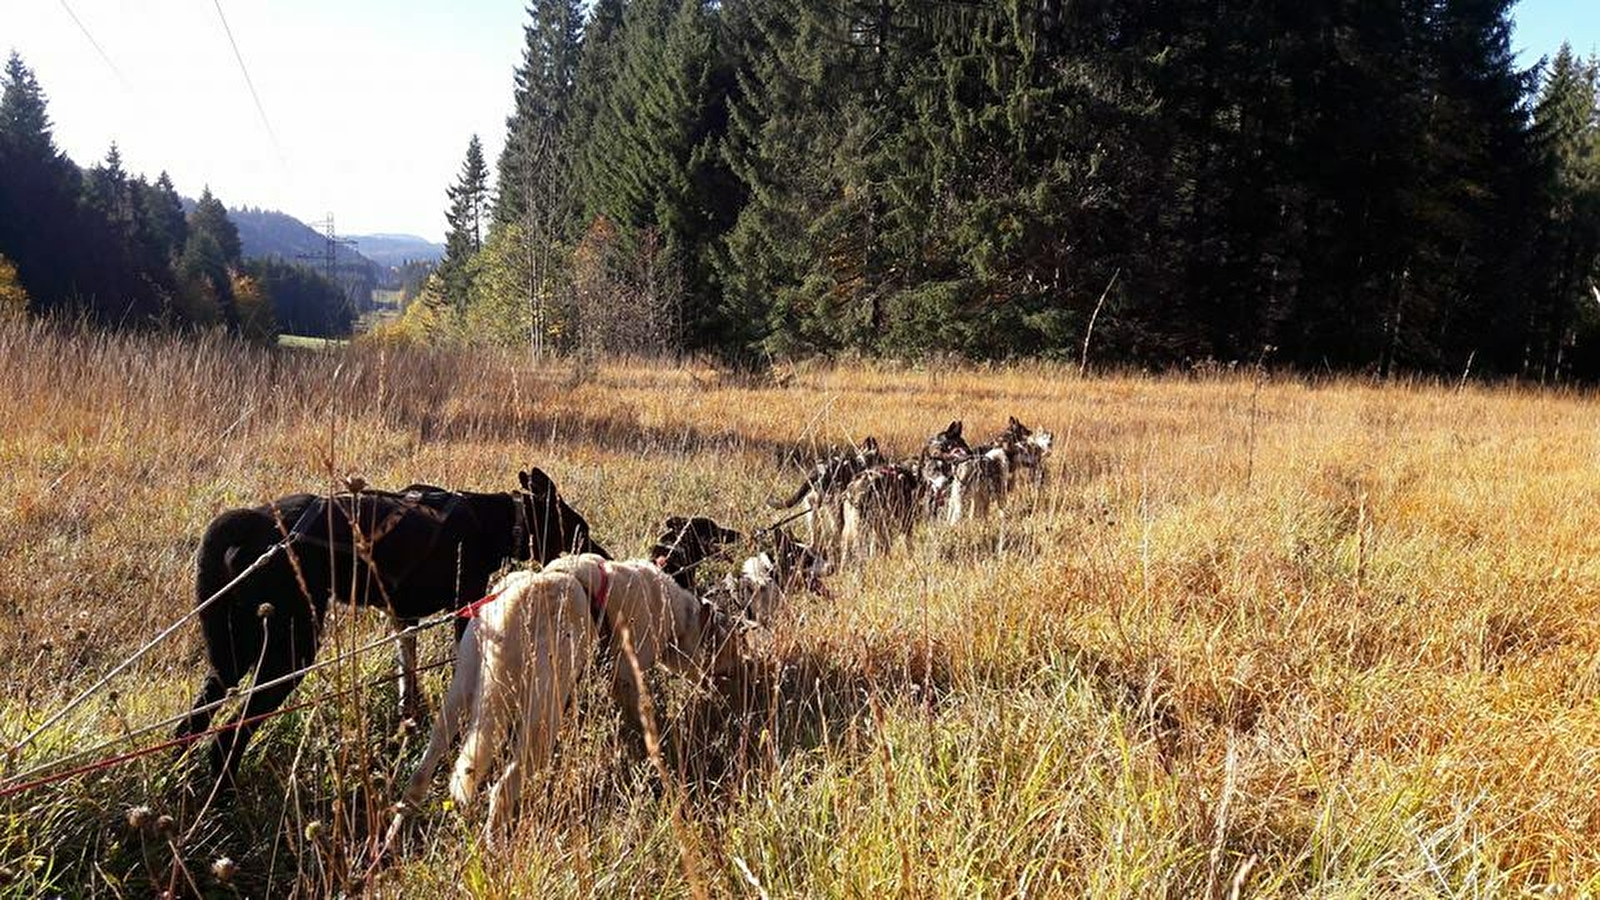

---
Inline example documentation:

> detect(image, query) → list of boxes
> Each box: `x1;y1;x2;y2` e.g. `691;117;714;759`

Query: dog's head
768;526;830;597
651;515;744;589
516;468;609;563
1022;427;1054;463
998;415;1033;445
856;436;885;468
695;595;768;681
923;420;971;461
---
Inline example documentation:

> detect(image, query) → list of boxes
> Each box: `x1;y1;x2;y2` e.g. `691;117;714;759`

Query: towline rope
0;656;455;801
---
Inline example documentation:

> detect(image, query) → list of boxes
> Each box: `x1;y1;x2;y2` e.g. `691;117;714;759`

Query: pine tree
181;187;243;327
0;53;85;317
495;0;583;227
437;135;491;311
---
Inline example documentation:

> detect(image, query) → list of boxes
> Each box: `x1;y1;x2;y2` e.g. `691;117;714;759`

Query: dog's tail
175;507;279;743
194;508;281;675
766;478;812;510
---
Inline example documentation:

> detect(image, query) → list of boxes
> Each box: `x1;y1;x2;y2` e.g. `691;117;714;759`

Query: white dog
389;553;735;844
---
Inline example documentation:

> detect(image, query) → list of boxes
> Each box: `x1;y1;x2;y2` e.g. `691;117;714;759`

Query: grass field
1;317;1598;897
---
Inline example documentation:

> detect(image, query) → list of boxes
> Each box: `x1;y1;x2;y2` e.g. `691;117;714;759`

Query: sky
5;0;1600;243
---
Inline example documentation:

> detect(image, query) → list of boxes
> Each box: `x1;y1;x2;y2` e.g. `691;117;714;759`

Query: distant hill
348;233;444;268
181;201;391;308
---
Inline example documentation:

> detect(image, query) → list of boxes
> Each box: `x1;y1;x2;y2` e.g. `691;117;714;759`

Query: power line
56;0;128;87
210;0;286;165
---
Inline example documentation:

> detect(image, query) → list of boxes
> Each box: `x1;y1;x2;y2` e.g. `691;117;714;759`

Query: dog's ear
518;470;530;489
1009;415;1022;429
521;468;554;493
945;420;963;439
664;515;688;532
863;436;879;452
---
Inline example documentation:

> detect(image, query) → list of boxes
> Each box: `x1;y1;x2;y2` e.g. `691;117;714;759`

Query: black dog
176;468;608;780
650;515;744;590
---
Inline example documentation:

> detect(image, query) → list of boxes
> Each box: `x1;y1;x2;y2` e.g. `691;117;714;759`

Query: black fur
176;468;607;780
651;515;744;590
766;437;884;510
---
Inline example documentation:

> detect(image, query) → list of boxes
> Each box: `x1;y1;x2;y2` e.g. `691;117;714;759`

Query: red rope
456;589;502;619
1;580;527;799
0;657;455;801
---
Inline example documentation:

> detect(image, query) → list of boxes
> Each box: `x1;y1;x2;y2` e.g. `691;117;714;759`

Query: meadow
0;317;1597;897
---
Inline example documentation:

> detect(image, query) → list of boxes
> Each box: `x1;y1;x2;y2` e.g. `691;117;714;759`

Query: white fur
721;549;817;625
391;553;713;845
944;447;1008;524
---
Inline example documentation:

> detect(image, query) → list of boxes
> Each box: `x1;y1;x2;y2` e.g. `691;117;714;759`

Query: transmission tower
295;214;359;298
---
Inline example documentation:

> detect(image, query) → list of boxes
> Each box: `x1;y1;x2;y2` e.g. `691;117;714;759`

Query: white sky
7;0;526;241
6;1;1593;243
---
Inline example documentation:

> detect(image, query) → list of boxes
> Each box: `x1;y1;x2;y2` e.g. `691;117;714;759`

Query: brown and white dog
991;416;1054;489
942;417;1053;523
388;553;743;845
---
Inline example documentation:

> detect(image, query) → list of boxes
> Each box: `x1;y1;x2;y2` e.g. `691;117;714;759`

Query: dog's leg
386;623;482;852
451;607;524;809
392;615;423;724
484;760;522;848
174;671;228;742
397;621;480;809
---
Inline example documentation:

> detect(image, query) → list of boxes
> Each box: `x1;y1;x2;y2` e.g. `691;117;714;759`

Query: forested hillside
0;53;354;339
217;205;379;310
6;2;1599;379
399;0;1600;380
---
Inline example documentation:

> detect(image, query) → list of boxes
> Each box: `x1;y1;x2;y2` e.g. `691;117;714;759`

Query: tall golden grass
1;316;1597;897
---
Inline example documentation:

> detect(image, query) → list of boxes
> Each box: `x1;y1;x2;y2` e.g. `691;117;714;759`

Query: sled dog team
177;416;1051;846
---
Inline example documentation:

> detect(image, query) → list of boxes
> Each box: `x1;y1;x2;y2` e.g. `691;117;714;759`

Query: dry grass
1;317;1598;897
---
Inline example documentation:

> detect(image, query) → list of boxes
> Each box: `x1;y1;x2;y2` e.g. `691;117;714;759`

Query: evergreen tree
437;135;491;310
583;0;739;349
568;0;627;215
495;0;583;227
188;187;242;266
0;53;86;317
181;188;243;327
1528;44;1600;379
138;172;188;264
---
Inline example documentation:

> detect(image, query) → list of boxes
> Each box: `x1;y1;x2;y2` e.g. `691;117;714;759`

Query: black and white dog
767;437;886;563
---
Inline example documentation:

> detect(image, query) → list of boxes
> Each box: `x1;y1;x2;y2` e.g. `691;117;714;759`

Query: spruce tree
496;0;583;228
584;0;739;349
181;188;243;327
1528;44;1600;379
188;187;242;265
0;53;84;317
438;135;491;311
